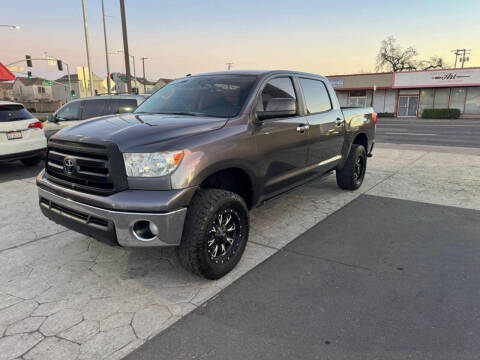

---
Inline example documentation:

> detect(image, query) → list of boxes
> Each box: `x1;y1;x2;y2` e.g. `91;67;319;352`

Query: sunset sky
2;0;480;81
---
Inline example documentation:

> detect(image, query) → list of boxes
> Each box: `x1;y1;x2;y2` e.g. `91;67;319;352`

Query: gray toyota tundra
37;70;376;279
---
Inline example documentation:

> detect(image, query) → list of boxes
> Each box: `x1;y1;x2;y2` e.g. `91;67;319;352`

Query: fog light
132;220;158;242
149;222;159;236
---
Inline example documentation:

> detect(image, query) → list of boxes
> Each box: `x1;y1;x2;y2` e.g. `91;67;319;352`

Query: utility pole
81;0;94;96
226;62;233;71
141;57;148;93
461;49;471;68
119;0;132;93
101;0;111;94
131;55;137;92
451;49;471;68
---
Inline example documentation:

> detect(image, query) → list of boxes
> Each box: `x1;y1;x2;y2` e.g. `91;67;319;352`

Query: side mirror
47;114;55;123
256;98;296;120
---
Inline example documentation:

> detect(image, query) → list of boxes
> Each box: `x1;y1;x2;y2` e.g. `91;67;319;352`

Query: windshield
0;105;34;122
135;75;257;118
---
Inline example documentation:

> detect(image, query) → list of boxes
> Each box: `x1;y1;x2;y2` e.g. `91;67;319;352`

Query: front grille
40;197;109;229
45;140;127;196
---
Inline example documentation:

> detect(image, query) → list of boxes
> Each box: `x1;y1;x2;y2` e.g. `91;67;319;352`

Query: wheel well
200;168;254;209
353;133;368;151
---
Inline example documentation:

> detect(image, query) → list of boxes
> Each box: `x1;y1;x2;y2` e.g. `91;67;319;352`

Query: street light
101;0;112;94
0;25;20;29
81;0;94;96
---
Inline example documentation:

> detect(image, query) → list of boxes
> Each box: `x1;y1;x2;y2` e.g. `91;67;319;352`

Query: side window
56;101;81;121
299;78;332;114
111;99;138;114
81;99;108;119
257;77;297;112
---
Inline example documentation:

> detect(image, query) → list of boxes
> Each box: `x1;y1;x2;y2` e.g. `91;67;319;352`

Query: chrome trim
265;154;342;187
318;155;342;167
38;188;187;247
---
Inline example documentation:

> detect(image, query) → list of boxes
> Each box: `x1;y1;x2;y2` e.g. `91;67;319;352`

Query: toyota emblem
63;158;76;175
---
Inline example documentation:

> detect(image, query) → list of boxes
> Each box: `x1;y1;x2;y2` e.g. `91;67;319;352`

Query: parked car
37;70;376;279
44;94;148;139
0;101;46;166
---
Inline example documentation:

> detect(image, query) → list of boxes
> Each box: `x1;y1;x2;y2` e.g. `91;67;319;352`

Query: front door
254;76;309;197
397;96;418;117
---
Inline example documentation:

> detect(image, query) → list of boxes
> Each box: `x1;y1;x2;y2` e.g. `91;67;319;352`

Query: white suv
0;101;47;166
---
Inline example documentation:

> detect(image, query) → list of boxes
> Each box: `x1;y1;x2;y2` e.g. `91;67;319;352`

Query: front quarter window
56;101;81;121
135;75;257;118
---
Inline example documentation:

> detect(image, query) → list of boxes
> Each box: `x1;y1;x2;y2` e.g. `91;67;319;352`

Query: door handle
296;124;310;133
336;118;344;126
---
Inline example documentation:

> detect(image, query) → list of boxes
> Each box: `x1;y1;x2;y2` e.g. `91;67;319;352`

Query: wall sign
393;68;480;88
329;78;344;88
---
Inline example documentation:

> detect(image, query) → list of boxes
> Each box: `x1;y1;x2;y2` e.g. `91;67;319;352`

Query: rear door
253;76;310;196
81;99;109;120
298;77;345;169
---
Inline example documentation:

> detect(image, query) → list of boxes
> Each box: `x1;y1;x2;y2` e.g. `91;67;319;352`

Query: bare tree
418;56;445;71
376;36;445;72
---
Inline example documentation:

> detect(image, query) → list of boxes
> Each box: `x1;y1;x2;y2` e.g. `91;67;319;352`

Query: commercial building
327;67;480;117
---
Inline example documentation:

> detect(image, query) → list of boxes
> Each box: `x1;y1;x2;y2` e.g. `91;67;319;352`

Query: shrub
422;108;460;119
377;112;395;117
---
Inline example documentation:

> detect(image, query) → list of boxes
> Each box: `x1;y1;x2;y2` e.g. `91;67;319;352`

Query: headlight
123;151;184;177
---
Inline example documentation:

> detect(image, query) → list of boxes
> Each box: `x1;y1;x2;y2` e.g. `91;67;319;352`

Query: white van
0;102;47;166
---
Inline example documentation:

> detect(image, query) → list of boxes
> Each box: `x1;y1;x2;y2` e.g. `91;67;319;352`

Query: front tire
176;189;249;280
21;155;42;167
336;144;367;190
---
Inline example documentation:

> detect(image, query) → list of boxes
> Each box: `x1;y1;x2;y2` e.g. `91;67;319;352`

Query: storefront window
434;88;450;109
348;90;366;107
419;89;434;115
450;88;466;113
465;88;480;114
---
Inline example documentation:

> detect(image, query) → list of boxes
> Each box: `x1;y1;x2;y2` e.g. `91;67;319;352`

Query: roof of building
15;77;47;86
56;74;80;82
137;77;156;86
56;73;102;82
157;78;174;84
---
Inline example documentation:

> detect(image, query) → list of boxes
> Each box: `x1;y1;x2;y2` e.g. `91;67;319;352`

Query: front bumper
37;178;190;248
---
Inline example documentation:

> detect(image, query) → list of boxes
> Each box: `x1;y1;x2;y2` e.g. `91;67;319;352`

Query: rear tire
176;189;249;280
21;155;42;167
336;144;367;190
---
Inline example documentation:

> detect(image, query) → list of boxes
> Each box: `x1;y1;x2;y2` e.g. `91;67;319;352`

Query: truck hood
54;113;228;152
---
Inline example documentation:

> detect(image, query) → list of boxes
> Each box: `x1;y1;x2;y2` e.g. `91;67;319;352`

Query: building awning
0;62;16;81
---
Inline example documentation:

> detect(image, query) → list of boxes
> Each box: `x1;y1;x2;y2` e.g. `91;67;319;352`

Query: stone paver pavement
0;145;479;359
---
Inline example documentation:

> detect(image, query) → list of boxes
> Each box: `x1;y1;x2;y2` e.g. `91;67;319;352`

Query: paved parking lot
128;195;480;360
0;144;479;359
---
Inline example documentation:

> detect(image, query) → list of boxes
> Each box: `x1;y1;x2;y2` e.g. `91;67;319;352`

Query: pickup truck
36;70;376;279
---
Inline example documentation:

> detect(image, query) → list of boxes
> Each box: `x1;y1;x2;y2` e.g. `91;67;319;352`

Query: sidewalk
126;195;480;360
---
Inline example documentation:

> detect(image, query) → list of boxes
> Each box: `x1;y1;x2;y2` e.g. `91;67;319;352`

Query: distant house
155;78;173;89
111;73;173;94
13;77;53;102
0;82;14;101
137;78;157;93
52;73;105;103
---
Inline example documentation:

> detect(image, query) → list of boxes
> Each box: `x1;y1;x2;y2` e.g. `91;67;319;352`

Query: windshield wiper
160;112;201;116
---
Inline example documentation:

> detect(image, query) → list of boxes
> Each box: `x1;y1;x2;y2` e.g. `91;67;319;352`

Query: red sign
0;62;16;81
